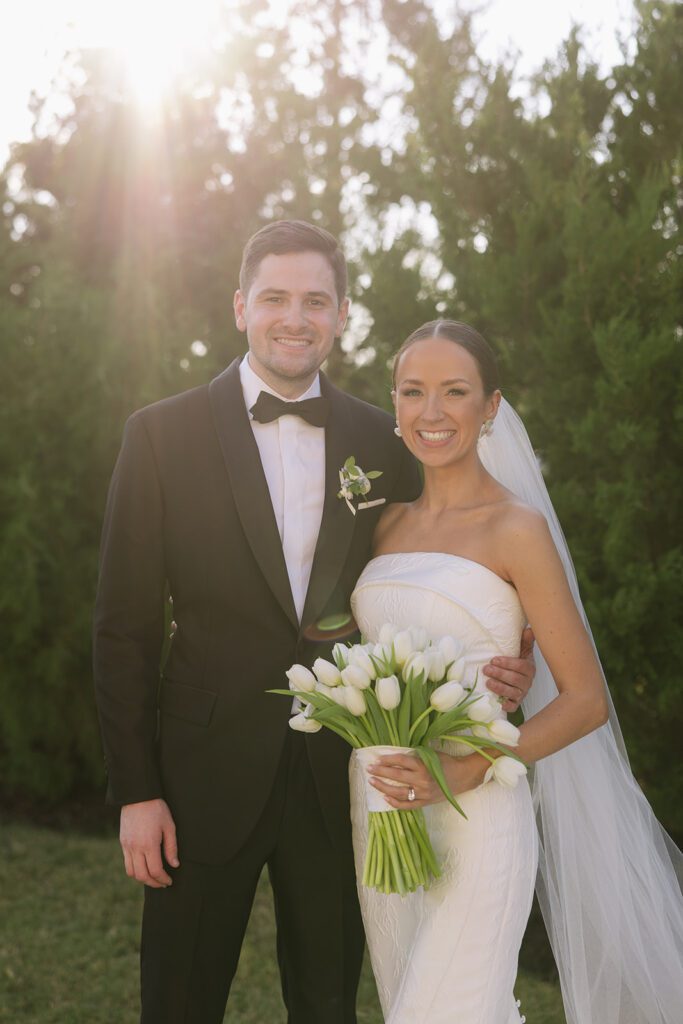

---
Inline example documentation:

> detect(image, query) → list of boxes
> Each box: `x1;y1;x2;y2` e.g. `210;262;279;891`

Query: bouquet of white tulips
269;624;527;896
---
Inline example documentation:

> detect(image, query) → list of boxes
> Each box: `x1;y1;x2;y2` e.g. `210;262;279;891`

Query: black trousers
140;732;365;1023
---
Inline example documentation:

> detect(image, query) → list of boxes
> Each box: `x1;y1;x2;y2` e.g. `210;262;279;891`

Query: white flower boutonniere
337;456;385;516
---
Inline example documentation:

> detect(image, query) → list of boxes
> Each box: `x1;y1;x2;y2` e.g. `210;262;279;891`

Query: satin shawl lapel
302;376;357;630
208;359;298;629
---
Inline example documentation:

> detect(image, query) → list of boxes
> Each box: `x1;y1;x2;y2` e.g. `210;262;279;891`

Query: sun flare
63;0;234;109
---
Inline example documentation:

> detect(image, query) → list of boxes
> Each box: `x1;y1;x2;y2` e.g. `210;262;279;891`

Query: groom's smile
234;251;349;399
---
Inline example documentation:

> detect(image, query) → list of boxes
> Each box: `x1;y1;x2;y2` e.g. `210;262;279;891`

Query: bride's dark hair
392;320;500;395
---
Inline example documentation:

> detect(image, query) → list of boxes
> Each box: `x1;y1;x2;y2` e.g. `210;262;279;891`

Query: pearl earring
479;419;494;439
394;424;402;437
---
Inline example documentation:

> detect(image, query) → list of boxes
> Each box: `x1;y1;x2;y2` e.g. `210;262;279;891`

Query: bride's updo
392;320;500;396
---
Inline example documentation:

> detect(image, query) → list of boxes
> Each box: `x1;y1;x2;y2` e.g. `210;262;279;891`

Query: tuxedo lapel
208;359;298;629
301;376;357;630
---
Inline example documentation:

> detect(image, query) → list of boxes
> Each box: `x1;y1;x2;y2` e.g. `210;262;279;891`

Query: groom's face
234;251;349;397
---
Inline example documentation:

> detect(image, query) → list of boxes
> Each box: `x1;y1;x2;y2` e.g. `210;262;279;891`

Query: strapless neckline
362;551;517;594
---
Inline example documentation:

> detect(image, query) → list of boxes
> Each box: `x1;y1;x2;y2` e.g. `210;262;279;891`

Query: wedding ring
407;786;416;802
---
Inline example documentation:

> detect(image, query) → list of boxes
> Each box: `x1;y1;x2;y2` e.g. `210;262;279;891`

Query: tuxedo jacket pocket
160;678;217;727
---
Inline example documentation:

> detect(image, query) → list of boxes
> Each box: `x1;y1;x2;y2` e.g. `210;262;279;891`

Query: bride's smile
393;336;500;468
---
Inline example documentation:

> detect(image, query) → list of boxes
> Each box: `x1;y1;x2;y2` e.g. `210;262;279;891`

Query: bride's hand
367;751;488;810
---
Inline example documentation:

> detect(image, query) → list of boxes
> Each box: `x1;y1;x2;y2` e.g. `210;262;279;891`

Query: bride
349;320;683;1024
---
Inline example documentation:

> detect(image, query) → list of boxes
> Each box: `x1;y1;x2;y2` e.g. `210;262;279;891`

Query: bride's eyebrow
399;377;471;385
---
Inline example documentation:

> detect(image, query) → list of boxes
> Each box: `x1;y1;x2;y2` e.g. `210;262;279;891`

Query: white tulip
468;694;498;723
313;658;342;687
341;664;372;690
484;755;527;788
446;658;466;683
348;646;377;679
372;642;394;668
376;675;401;710
403;652;428;681
430;680;465;713
427;650;447;682
487;719;521;747
331;687;347;706
286;664;317;693
438;635;462;665
288;712;322;733
332;643;351;669
410;627;429;651
343;686;367;716
392;630;414;667
472;724;491;739
379;623;399;645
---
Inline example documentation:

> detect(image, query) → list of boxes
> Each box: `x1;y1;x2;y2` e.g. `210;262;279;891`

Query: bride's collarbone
373;507;511;579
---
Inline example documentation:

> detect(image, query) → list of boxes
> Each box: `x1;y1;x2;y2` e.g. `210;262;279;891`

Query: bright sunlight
66;0;227;107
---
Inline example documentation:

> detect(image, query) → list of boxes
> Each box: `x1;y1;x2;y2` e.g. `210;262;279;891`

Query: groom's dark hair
240;220;348;304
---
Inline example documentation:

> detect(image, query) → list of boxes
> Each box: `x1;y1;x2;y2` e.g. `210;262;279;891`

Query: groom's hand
483;625;536;713
120;798;180;888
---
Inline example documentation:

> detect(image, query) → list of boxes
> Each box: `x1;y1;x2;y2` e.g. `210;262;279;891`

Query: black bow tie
250;390;330;428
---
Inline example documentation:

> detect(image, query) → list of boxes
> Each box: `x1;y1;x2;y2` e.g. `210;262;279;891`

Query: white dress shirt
239;354;326;622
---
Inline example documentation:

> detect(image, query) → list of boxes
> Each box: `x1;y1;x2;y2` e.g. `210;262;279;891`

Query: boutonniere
337;456;385;516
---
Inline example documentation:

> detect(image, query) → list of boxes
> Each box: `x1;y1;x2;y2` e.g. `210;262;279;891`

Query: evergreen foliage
1;0;680;838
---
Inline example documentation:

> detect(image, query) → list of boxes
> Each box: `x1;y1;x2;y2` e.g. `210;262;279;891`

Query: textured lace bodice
352;552;527;698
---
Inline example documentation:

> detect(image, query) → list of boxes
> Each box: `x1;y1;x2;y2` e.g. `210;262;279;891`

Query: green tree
353;0;683;835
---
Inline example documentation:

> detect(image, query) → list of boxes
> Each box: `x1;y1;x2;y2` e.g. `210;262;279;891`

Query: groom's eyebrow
255;287;335;300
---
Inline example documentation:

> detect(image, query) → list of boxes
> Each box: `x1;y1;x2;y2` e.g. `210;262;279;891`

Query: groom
93;219;535;1023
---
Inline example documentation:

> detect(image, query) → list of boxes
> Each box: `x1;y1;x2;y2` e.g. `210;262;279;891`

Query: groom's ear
234;289;247;332
335;296;350;338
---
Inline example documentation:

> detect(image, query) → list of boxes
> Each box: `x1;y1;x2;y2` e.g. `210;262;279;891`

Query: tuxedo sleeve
93;412;166;806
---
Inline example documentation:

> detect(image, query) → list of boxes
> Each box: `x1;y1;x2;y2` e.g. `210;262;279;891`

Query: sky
0;0;637;165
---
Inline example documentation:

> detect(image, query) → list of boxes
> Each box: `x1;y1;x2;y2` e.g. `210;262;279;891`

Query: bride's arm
369;507;609;808
496;506;609;766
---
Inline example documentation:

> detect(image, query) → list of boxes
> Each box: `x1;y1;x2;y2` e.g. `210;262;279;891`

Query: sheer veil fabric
478;399;683;1023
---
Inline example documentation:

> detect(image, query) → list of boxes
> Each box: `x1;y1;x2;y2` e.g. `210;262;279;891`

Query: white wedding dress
349;551;539;1024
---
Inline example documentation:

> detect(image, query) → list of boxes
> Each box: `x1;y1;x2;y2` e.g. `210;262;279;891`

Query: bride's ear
486;389;502;423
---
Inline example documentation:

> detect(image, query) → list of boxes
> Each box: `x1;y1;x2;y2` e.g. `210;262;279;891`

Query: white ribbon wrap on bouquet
354;745;415;812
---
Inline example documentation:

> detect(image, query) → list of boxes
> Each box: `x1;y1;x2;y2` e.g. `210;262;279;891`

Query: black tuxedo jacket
93;358;421;864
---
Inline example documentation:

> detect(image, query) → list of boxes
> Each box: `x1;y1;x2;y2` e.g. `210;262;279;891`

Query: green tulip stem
400;810;424;884
379;812;407;896
374;816;384;887
408;706;434;742
363;818;377;888
441;734;497;763
383;826;391;893
409;812;441;878
360;712;381;746
380;706;400;746
390;812;420;889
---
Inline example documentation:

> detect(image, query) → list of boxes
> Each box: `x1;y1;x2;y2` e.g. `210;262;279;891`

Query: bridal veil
478;398;683;1024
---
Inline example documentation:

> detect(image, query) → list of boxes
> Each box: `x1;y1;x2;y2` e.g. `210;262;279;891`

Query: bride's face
393;337;500;468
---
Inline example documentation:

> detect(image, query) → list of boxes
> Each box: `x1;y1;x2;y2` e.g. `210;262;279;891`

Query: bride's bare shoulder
491;496;553;558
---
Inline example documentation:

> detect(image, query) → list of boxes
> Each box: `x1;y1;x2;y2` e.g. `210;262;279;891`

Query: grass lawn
0;822;565;1023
